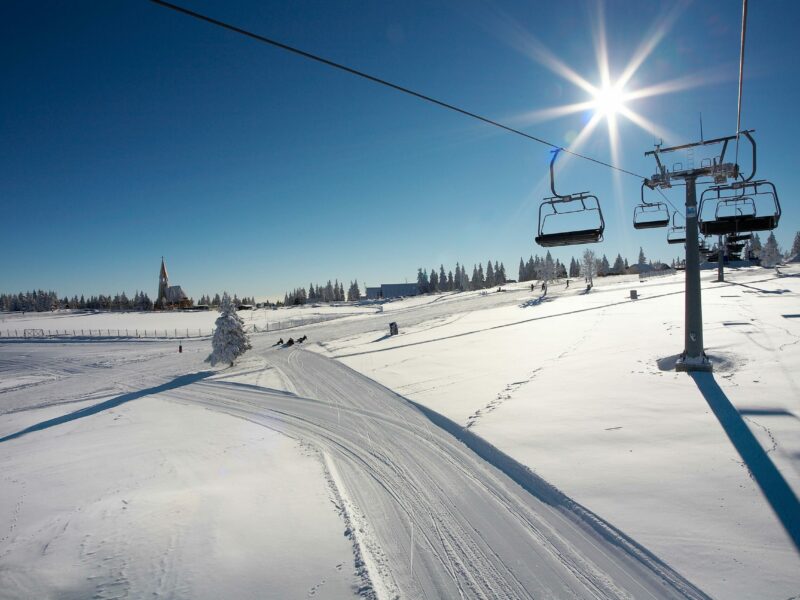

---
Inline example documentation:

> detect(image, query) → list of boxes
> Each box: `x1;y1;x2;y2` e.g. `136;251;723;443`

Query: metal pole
717;235;725;282
677;176;712;371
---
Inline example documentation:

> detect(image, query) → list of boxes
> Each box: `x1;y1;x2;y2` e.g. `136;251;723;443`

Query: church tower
157;257;169;309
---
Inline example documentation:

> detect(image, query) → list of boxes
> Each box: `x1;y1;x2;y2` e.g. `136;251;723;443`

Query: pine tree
791;231;800;257
439;265;447;291
207;293;251;367
761;232;781;267
519;258;526;282
447;270;454;290
638;247;646;265
486;260;495;287
417;268;428;294
543;252;555;282
613;253;625;274
751;233;762;257
430;269;439;293
498;262;506;284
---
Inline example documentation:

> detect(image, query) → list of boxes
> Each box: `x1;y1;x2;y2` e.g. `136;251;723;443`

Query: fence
638;268;677;281
1;314;343;340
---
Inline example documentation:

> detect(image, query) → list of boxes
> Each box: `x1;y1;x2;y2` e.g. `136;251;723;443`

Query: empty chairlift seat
699;180;781;236
535;149;605;247
633;183;670;229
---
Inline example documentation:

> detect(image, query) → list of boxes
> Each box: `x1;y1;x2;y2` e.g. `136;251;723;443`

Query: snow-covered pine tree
543;252;555;282
582;249;596;285
751;233;762;258
761;232;781;267
791;231;800;257
207;293;251;367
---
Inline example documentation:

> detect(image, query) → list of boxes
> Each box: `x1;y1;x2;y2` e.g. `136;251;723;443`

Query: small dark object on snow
275;337;284;346
389;322;399;336
178;344;182;353
284;337;295;347
297;335;307;343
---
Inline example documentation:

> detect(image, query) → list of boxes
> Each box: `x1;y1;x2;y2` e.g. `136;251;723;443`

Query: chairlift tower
644;131;755;372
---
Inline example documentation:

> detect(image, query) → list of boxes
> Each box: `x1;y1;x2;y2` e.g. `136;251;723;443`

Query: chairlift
633;182;670;229
666;211;686;244
535;149;605;247
699;179;781;236
727;232;752;242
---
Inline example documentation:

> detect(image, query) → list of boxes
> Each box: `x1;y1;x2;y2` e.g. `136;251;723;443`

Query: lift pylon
644;131;756;372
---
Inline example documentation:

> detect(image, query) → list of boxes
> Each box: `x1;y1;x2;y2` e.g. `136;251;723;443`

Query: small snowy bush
207;293;251;367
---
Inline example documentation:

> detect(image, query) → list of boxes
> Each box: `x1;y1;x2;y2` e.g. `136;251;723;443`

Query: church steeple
157;257;169;309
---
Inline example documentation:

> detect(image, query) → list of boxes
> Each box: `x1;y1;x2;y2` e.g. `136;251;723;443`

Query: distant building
155;257;192;310
365;283;419;300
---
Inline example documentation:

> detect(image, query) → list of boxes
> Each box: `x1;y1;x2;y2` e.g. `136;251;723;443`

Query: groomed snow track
166;347;709;600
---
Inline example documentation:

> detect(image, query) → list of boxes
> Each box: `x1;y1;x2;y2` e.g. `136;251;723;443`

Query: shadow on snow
689;372;800;552
0;371;213;443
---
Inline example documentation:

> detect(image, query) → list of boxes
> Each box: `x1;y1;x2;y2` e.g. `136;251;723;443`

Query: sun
591;84;626;118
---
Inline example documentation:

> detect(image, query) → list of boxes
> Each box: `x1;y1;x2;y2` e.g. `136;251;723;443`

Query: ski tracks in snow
168;346;708;600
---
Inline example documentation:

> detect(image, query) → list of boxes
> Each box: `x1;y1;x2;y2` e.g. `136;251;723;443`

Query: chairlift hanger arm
644;130;754;155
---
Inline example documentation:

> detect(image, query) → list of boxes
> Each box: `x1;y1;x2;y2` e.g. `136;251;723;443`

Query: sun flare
591;84;626;118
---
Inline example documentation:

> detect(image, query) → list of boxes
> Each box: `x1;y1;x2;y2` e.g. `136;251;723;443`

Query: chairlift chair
699;179;781;236
535;149;605;247
727;233;752;242
666;211;687;244
633;182;670;229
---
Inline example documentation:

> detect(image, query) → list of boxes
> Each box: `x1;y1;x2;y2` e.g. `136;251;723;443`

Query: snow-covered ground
1;266;798;598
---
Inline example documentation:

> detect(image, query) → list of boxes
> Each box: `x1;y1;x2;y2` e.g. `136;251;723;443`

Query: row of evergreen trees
416;260;509;294
196;294;256;307
0;290;155;313
1;289;256;313
518;247;662;283
284;280;362;306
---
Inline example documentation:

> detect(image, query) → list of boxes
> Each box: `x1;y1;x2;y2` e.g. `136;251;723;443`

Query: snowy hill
1;265;798;598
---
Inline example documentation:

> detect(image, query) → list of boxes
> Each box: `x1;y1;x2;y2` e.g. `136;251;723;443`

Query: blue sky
2;0;798;301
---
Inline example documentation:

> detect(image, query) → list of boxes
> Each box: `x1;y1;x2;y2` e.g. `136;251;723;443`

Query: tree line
0;290;155;313
283;279;362;306
0;290;258;313
196;294;256;307
416;260;509;294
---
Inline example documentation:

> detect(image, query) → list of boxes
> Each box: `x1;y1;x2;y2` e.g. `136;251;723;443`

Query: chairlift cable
656;188;685;220
734;0;748;167
150;0;650;181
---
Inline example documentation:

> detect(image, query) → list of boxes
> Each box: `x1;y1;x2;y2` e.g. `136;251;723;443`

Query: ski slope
1;266;798;598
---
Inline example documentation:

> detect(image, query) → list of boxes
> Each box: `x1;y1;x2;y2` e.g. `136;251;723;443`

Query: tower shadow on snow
0;371;213;443
689;371;800;552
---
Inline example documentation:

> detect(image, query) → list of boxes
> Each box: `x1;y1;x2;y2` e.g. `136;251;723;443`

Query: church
155;257;191;310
